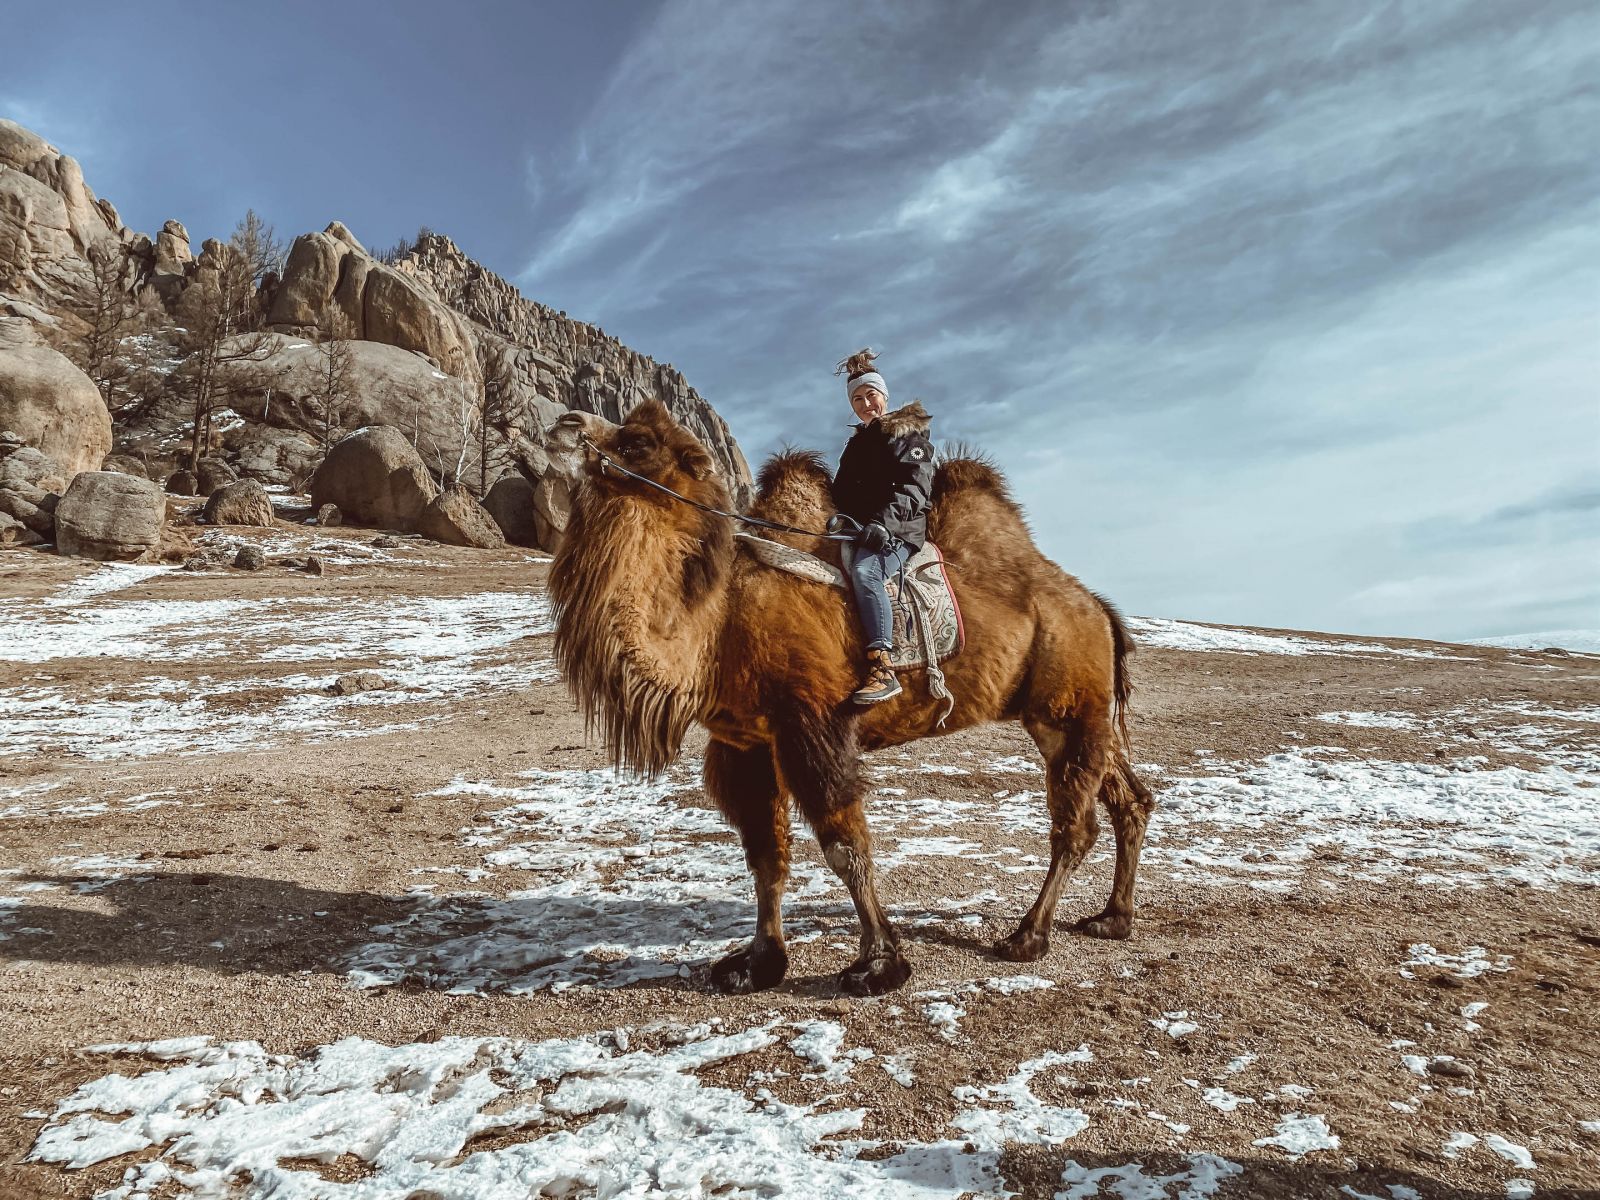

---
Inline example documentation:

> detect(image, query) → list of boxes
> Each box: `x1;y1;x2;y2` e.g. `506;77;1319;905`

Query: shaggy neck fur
551;482;732;776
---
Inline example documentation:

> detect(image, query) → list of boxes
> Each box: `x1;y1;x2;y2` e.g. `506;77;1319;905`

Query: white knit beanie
847;371;888;402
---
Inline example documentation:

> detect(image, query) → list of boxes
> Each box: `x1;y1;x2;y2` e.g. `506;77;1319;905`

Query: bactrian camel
550;400;1153;995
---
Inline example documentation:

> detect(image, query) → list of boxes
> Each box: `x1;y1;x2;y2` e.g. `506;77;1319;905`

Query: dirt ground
1;513;1596;1199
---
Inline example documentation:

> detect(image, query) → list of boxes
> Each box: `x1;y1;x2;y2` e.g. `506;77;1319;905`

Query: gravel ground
1;518;1596;1199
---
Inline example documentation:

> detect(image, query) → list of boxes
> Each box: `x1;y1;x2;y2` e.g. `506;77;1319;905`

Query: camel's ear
677;443;715;481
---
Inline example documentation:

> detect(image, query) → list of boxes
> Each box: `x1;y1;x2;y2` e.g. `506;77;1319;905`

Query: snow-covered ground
0;565;555;761
1467;629;1600;654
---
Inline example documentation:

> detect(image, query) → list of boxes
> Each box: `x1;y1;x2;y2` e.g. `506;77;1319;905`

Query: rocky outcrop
416;487;505;549
54;470;166;560
399;233;750;502
0;440;64;540
0;119;125;311
0;120;756;538
0;317;113;476
482;473;539;548
212;332;489;489
267;226;479;383
202;478;275;527
309;425;438;530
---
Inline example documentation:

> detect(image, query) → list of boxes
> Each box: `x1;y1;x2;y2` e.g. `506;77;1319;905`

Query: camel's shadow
1;869;1002;997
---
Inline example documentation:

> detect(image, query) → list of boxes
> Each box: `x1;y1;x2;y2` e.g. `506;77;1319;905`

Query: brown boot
852;648;902;705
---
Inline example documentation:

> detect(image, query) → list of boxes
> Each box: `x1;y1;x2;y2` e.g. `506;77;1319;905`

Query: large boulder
0;317;112;476
309;425;438;530
482;473;540;548
202;478;275;527
416;487;505;549
101;452;150;479
54;470;166;560
194;456;237;497
213;332;486;489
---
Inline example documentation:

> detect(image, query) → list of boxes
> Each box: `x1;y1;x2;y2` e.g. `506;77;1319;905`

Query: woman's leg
848;549;894;651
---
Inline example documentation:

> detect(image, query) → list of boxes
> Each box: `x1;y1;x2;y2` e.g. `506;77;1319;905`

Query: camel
549;399;1153;995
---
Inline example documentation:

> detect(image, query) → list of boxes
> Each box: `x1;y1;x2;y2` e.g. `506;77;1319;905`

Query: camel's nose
547;410;618;453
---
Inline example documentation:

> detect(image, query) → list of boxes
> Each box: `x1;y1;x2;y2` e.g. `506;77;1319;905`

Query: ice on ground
881;1053;916;1087
1153;750;1600;890
1481;1133;1536;1169
1057;1155;1243;1199
951;1048;1094;1150
28;1028;1002;1200
922;999;966;1042
983;975;1055;995
1506;1180;1536;1200
1252;1113;1339;1157
1127;617;1472;659
1317;711;1421;729
1401;944;1513;979
45;563;171;605
1222;1052;1258;1075
1202;1086;1254;1112
789;1021;871;1081
1150;1011;1200;1038
1443;1132;1481;1158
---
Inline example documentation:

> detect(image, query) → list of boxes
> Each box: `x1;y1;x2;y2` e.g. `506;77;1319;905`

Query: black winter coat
832;401;935;551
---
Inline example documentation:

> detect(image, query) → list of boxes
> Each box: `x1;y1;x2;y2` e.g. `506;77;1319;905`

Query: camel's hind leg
995;712;1111;962
1074;757;1155;940
705;740;792;993
774;707;910;996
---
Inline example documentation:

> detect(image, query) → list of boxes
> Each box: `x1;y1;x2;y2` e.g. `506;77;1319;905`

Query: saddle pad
735;533;965;670
876;542;965;671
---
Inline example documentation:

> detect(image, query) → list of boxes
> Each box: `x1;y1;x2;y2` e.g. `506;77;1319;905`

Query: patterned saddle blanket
735;533;966;675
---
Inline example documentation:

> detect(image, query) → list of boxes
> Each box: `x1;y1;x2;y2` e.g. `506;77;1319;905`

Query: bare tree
475;341;515;496
171;211;282;471
64;241;136;407
310;311;356;460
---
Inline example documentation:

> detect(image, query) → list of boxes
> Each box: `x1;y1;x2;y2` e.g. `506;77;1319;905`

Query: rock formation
0;317;112;475
0;118;755;551
309;425;438;530
416;487;505;549
201;478;275;527
54;470;167;560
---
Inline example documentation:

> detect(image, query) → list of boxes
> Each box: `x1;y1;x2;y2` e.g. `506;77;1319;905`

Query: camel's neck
551;489;731;775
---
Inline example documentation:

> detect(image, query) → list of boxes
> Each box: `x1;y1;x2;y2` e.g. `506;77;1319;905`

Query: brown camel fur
551;400;1154;995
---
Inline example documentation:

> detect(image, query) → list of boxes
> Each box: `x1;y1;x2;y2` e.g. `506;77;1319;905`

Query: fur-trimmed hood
875;400;931;440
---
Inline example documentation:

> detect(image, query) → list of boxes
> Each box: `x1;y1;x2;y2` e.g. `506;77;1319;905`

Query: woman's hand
858;522;891;553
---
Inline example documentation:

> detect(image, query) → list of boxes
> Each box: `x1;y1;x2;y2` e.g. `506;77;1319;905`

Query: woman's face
850;385;887;423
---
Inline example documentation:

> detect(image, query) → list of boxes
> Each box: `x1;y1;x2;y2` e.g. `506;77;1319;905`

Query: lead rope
580;435;859;542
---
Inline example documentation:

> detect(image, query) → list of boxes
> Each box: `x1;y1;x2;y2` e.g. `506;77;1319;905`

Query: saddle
735;533;966;722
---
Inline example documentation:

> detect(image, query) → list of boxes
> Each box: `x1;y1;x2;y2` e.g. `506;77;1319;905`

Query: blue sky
8;0;1598;640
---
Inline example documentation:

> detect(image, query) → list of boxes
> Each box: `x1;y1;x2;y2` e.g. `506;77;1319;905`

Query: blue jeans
847;540;912;652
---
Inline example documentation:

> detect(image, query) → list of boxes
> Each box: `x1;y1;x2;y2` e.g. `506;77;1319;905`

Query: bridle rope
579;434;860;543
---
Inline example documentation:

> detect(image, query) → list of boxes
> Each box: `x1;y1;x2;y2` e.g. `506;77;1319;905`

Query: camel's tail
1092;591;1135;751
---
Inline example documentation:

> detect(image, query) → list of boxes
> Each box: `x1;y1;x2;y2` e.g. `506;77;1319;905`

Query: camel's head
560;400;728;514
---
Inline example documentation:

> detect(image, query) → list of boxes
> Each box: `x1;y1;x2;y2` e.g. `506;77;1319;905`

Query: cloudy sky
9;0;1598;641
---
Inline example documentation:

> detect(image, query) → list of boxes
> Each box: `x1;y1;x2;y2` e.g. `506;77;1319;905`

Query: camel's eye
618;432;654;461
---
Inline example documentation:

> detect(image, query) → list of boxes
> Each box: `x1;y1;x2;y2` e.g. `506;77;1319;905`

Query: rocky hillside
0;117;752;550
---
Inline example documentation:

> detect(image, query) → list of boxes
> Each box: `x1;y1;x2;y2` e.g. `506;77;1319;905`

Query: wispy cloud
520;0;1599;640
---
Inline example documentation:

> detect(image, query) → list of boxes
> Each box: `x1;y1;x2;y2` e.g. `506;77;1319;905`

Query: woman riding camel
832;348;936;706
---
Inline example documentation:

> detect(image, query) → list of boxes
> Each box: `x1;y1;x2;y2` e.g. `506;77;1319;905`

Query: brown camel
550;399;1153;995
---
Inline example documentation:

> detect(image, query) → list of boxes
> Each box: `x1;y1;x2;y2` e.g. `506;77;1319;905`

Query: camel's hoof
994;928;1050;962
710;943;788;993
840;953;912;996
1074;912;1132;941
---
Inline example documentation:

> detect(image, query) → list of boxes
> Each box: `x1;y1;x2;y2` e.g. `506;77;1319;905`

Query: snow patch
1252;1113;1339;1157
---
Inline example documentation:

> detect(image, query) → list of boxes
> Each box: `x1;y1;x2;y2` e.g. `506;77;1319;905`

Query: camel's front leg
775;708;910;995
705;741;791;992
